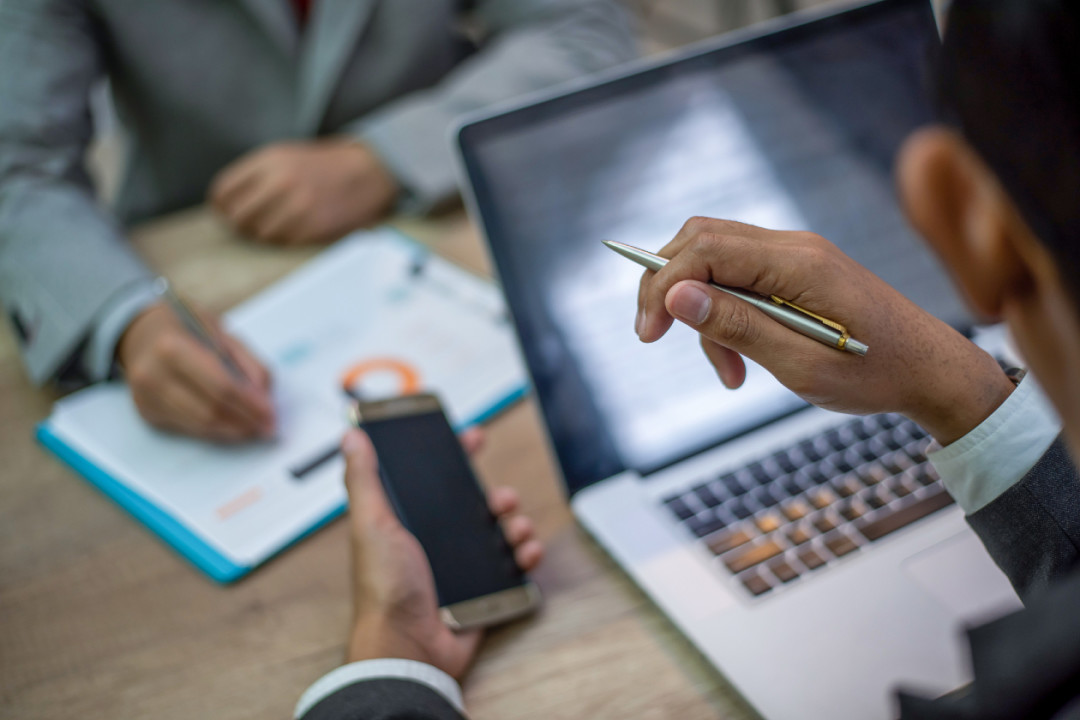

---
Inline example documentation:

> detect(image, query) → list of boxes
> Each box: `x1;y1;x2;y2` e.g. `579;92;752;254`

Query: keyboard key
886;475;914;498
809;486;838;509
904;439;931;463
726;498;753;520
831;453;855;473
831;475;862;498
706;526;754;555
865;489;889;509
752;485;781;508
755;511;784;534
768;558;799;583
687;512;727;538
798;546;828;570
882;451;914;474
693;483;723;508
787;523;813;546
857;488;955;542
741;572;773;597
781;498;811;521
813;512;839;534
664;497;695;521
824;532;860;558
804;463;832;486
858;463;890;486
799;439;823;462
824;428;847;452
913;463;939;486
777;474;804;497
772;451;799;474
746;462;772;486
724;538;785;573
852;419;874;440
838;498;868;522
719;473;746;497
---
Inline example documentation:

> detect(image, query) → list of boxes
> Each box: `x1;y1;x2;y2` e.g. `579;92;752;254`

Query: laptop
454;1;1022;717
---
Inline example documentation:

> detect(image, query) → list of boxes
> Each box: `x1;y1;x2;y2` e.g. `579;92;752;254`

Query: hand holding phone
340;402;542;678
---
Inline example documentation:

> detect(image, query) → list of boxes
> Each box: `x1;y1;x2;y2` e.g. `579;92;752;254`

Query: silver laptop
454;1;1021;717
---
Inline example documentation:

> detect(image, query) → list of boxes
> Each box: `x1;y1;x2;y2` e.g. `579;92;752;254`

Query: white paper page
46;228;527;567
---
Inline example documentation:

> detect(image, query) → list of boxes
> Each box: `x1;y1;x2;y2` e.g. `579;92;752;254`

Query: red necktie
290;0;313;26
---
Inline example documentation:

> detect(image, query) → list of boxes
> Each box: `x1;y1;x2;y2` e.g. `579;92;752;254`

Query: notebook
38;227;528;583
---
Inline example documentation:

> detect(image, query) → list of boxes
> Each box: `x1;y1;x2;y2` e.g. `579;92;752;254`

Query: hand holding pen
628;217;1015;446
117;280;276;443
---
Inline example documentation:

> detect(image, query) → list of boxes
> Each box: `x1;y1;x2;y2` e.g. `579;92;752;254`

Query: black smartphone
351;393;540;630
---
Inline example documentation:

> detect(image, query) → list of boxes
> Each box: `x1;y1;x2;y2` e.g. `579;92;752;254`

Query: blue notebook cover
36;386;525;584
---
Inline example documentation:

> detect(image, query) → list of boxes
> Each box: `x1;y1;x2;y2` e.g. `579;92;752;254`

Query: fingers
700;336;746;389
514;541;544;572
459;427;485;457
168;338;275;436
665;279;823;372
209;155;264;216
342;428;397;525
503;514;534;546
222;334;273;393
486;485;519;516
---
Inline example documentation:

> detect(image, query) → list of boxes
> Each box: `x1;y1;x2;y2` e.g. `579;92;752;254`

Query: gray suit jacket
298;438;1080;720
0;0;634;385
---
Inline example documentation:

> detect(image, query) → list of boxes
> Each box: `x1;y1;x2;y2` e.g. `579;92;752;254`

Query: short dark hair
938;0;1080;307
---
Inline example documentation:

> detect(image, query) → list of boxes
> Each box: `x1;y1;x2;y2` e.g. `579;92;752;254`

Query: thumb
342;429;395;523
665;279;800;359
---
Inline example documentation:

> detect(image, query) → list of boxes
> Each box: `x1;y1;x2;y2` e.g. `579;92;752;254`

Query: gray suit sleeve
0;0;154;386
966;437;1080;600
345;0;637;213
299;679;467;720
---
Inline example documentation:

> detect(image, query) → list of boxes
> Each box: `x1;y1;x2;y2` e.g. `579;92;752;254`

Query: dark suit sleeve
965;436;1080;600
897;569;1080;720
299;679;467;720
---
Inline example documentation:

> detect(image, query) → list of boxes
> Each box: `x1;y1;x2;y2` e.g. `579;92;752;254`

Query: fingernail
342;429;362;455
670;285;711;325
635;309;645;337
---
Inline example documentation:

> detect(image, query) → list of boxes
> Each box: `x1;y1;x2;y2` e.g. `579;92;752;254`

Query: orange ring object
341;358;421;396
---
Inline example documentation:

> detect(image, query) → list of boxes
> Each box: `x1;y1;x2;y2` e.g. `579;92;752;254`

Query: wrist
346;614;432;666
905;359;1017;446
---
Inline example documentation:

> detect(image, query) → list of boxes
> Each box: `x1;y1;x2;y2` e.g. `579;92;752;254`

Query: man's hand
342;427;543;680
118;302;275;442
636;217;1016;445
209;140;400;246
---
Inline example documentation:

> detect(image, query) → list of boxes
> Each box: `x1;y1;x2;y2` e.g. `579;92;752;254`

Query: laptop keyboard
661;413;954;598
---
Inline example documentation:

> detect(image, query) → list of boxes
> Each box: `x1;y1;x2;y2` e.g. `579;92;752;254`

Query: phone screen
361;408;526;607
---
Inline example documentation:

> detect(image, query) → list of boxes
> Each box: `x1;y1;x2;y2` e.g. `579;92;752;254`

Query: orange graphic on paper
341;358;421;397
216;486;263;520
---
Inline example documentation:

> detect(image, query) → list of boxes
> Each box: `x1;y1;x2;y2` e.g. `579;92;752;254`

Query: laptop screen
458;0;966;496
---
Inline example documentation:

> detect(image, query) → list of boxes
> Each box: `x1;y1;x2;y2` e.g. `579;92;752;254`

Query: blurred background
87;0;946;203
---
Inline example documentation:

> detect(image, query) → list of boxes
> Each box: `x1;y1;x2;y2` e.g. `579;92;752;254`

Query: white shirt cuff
80;279;161;381
928;373;1061;514
293;659;465;719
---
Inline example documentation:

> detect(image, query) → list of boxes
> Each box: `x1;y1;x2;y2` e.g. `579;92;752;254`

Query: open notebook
38;228;528;582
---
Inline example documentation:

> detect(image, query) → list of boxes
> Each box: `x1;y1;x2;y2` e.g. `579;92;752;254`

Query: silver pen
602;240;869;357
153;277;250;380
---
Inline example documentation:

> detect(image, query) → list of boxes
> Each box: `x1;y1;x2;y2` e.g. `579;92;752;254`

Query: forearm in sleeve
966;437;1080;600
0;0;154;386
344;0;637;213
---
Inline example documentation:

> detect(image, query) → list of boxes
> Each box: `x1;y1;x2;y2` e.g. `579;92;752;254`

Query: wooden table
0;208;757;720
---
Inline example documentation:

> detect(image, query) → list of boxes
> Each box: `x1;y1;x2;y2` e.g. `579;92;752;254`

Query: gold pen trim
768;295;851;350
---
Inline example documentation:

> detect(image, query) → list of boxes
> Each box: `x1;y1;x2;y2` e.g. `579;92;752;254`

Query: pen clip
768;295;852;350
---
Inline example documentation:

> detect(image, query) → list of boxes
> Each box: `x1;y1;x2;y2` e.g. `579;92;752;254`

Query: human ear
897;127;1031;321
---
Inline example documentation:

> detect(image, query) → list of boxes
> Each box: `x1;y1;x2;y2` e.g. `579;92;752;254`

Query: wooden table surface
0;208;757;720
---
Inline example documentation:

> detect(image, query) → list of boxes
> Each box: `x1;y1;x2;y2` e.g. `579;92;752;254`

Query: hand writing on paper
118;302;276;442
